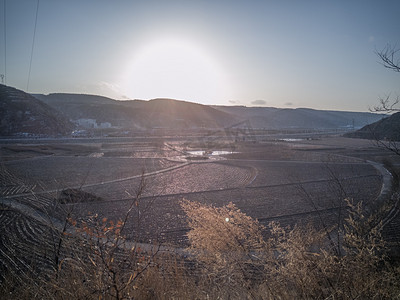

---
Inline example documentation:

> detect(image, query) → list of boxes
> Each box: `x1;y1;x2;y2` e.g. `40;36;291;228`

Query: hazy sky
1;0;399;111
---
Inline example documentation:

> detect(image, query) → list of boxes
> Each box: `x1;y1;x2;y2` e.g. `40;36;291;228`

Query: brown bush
2;196;400;299
181;198;400;299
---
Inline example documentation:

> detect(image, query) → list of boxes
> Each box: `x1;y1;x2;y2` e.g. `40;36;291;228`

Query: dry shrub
181;199;268;298
3;196;400;299
46;248;196;300
132;253;199;300
336;198;400;299
54;214;158;299
265;222;330;299
39;211;200;300
181;199;400;300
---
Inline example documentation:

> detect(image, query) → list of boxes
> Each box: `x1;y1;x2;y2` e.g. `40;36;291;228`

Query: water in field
187;150;235;156
279;138;304;142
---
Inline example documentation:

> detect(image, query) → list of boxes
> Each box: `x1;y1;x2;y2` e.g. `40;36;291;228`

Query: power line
27;0;40;92
3;0;6;85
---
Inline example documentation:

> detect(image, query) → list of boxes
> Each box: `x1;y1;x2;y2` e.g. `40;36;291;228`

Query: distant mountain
344;112;400;141
33;93;143;129
0;85;73;137
21;89;385;134
214;106;383;129
33;93;239;129
137;98;239;128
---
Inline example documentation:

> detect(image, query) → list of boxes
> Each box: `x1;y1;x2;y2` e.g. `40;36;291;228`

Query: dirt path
367;160;393;202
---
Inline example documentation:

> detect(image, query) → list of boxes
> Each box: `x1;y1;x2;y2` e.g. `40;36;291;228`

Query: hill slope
34;94;239;129
22;90;385;133
0;85;73;136
34;93;144;128
214;106;383;129
344;112;400;140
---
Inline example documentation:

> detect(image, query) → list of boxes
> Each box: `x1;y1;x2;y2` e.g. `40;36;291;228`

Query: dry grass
1;175;400;299
180;199;400;299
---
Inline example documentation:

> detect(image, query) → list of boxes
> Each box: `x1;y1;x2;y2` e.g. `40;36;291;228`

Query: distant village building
75;119;112;129
75;118;97;128
99;122;112;129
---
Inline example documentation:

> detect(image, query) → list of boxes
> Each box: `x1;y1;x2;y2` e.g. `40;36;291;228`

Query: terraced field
82;161;255;200
0;205;55;281
4;156;180;191
1;135;398;281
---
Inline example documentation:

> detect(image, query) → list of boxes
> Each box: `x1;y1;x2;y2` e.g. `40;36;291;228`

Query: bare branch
376;44;400;72
371;95;400;113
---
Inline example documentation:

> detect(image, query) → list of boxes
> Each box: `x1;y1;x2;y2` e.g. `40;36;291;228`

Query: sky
1;0;399;111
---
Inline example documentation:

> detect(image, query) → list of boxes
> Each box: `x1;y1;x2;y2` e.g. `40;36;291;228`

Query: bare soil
0;135;396;247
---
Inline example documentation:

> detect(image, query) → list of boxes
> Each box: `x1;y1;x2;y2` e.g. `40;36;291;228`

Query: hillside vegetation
34;93;238;129
0;85;73;136
34;90;383;131
0;85;385;136
215;105;383;129
345;112;400;141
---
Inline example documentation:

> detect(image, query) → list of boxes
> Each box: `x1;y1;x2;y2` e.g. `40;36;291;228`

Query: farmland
2;132;400;298
1;134;396;249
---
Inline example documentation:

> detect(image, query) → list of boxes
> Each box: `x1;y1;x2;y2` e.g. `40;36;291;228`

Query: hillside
34;93;239;129
34;93;144;129
139;98;238;128
34;92;384;132
0;85;73;137
214;106;383;129
344;112;400;140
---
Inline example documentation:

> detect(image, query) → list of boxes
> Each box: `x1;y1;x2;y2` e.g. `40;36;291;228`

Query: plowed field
0;137;393;248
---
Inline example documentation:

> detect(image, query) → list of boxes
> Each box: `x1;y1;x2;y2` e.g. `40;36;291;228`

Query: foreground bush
181;198;400;299
2;198;400;299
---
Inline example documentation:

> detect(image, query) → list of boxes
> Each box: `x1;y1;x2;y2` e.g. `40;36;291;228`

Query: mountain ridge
213;105;383;129
0;85;386;137
34;92;383;130
34;93;238;129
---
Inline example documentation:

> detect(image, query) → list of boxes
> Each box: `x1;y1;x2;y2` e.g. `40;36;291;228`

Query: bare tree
376;44;400;73
363;44;400;159
372;44;400;113
372;94;399;113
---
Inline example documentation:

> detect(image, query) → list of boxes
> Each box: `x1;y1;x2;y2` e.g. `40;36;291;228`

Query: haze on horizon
1;0;399;112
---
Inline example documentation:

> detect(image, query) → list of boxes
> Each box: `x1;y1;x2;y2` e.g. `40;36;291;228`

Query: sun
121;37;230;105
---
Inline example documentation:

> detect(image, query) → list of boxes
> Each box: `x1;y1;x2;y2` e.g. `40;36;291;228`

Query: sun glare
121;38;230;105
